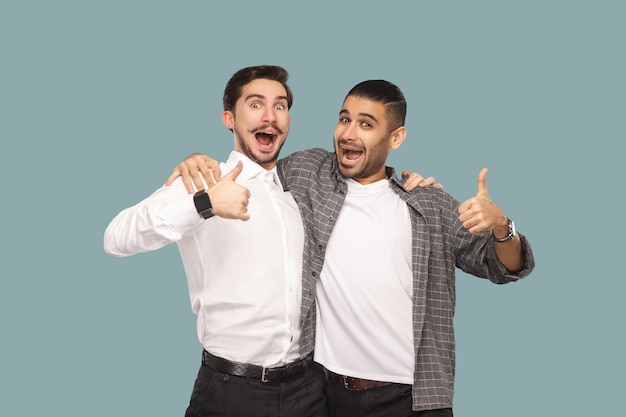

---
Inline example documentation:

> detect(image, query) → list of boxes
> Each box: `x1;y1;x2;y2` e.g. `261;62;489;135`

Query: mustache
337;138;364;151
251;123;284;135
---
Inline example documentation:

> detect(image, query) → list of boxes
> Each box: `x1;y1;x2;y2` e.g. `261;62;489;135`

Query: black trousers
185;359;327;417
326;378;452;417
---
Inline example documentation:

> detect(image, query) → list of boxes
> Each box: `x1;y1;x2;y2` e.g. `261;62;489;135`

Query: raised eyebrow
339;108;378;124
244;93;266;102
275;95;289;103
244;94;289;105
359;112;378;124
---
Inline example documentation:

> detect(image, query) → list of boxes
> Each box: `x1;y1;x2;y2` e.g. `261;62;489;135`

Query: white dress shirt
104;151;304;366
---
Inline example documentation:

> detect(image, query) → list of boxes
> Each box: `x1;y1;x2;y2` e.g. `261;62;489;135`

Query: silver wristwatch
492;218;516;243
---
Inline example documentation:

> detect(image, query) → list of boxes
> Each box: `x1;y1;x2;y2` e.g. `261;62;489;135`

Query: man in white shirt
104;66;325;417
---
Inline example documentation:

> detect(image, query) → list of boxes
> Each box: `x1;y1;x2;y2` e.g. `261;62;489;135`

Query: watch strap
493;218;516;243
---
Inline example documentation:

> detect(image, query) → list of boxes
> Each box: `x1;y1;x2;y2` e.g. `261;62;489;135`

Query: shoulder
278;148;335;174
284;148;333;163
278;148;339;190
403;186;460;216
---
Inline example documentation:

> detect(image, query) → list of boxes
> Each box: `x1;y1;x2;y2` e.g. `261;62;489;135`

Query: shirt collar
223;151;282;186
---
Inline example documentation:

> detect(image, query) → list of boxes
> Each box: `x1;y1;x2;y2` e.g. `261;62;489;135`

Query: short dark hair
223;65;293;112
345;80;406;131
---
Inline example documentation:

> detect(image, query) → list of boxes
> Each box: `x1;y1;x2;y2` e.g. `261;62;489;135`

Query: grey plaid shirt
277;148;535;411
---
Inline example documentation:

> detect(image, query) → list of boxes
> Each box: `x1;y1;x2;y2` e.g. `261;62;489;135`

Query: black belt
202;350;313;383
325;369;392;390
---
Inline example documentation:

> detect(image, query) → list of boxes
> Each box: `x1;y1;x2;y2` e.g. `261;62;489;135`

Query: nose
262;106;277;123
338;120;357;140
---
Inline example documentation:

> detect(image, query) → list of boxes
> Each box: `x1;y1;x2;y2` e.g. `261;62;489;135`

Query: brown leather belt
325;369;392;390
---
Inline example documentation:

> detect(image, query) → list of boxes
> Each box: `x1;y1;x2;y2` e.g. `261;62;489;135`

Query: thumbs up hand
207;161;251;221
458;168;508;234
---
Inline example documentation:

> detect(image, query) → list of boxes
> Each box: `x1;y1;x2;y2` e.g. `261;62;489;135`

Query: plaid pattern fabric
277;148;535;411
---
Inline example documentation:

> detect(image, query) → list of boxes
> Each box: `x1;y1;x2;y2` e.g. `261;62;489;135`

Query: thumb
223;160;243;182
476;167;489;196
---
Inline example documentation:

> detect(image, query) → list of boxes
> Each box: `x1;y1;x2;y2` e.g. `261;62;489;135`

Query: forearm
104;205;178;256
104;182;201;256
490;217;524;273
454;216;533;283
493;235;524;273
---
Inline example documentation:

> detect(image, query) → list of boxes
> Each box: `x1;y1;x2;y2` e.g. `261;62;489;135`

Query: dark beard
234;127;283;166
335;138;390;181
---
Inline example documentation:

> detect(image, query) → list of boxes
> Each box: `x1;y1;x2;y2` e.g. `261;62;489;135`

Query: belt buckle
261;362;285;383
342;375;350;389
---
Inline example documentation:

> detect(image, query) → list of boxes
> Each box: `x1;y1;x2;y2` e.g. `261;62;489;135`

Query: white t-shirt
314;178;414;383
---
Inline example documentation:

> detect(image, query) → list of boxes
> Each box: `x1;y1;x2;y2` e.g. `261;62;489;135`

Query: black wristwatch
193;190;214;219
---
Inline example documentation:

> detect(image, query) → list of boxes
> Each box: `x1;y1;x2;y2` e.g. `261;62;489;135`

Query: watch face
194;191;213;218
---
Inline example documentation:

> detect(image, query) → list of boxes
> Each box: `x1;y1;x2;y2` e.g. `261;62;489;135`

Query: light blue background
2;1;624;416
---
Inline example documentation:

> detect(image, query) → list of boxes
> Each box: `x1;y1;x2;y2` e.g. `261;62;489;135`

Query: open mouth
339;143;364;164
255;130;277;149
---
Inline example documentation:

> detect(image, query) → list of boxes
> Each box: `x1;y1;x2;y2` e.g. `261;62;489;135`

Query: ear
222;111;235;130
390;126;407;150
